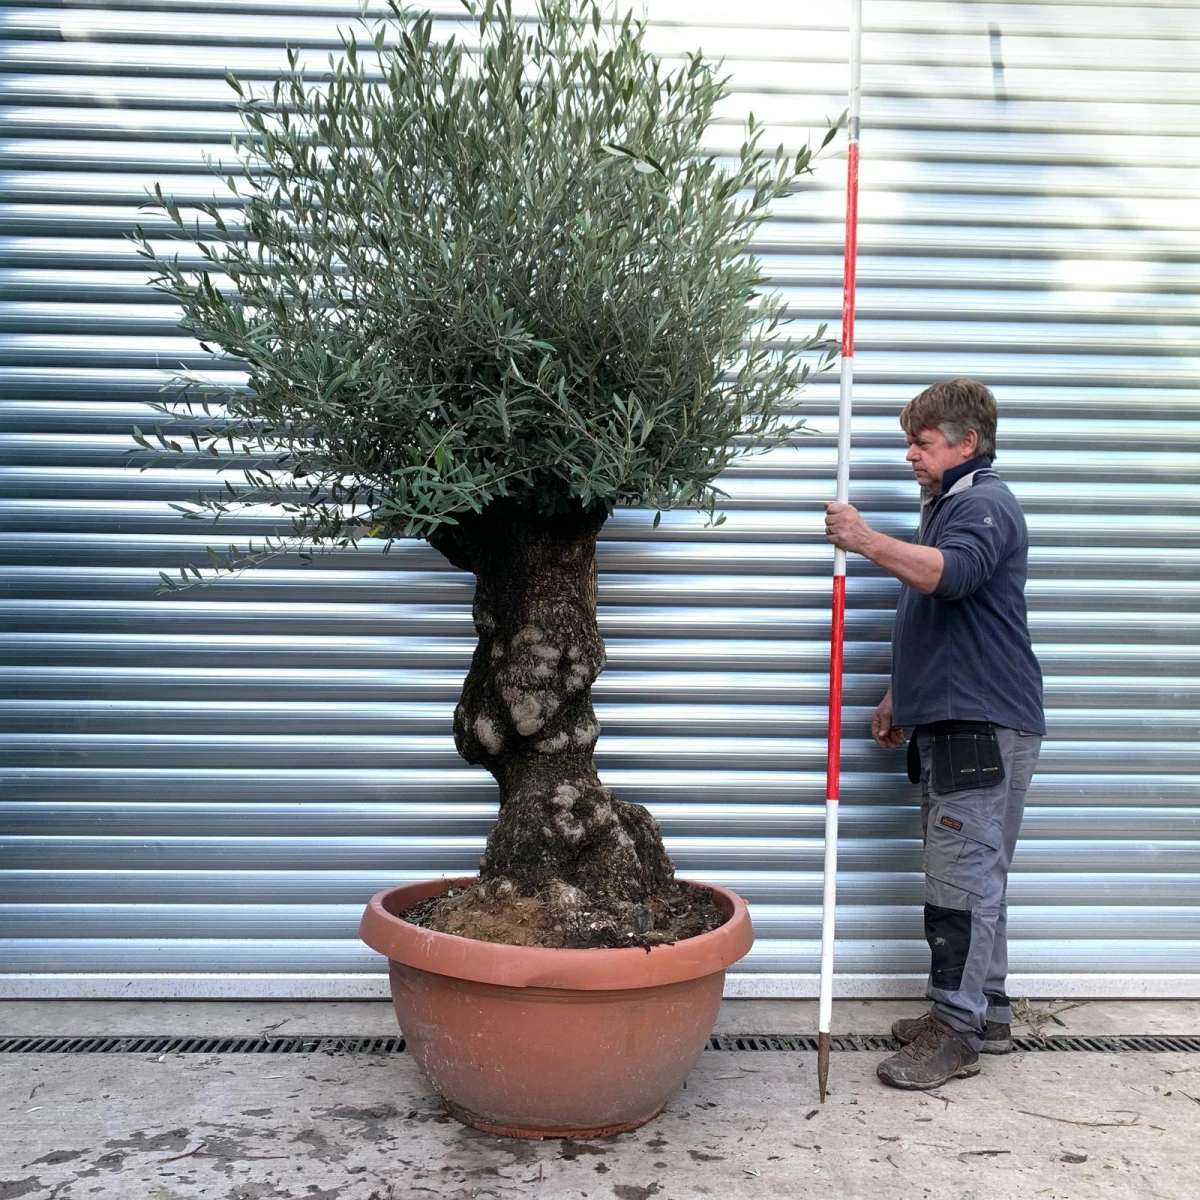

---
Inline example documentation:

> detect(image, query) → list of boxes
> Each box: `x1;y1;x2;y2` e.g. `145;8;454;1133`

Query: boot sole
876;1060;982;1091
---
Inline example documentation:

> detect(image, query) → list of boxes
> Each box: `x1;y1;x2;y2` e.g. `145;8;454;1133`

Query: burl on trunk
424;500;719;948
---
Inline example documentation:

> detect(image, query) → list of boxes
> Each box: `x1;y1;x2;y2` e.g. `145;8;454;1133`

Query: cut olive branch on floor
1012;998;1088;1041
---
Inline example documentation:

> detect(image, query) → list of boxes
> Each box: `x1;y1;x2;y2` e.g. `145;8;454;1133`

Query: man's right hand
872;690;906;750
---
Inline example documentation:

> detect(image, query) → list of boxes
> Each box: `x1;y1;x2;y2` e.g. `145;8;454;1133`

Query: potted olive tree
136;0;836;1138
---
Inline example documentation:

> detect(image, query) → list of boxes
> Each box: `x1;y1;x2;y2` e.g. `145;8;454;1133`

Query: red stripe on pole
825;573;846;801
840;140;860;358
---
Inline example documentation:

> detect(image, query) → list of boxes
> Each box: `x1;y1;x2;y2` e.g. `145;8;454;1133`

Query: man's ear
959;428;979;458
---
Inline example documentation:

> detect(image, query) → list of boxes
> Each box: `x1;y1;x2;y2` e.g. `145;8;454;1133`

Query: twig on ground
159;1142;206;1163
1019;1110;1140;1128
958;1150;1011;1162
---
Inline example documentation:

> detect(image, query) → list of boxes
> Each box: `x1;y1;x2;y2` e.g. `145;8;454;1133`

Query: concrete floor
3;1001;1199;1200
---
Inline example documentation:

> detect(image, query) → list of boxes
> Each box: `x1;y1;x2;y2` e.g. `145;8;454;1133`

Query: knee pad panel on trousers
925;903;972;990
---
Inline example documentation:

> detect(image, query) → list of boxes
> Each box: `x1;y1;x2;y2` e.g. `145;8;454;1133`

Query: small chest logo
983;516;994;525
940;815;964;832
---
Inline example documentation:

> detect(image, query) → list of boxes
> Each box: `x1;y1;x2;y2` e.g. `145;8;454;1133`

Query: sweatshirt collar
936;454;993;497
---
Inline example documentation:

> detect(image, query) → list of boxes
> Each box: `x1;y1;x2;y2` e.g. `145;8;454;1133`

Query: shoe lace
903;1018;949;1059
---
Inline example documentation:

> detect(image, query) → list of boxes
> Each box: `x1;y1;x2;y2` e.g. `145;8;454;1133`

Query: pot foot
444;1099;667;1140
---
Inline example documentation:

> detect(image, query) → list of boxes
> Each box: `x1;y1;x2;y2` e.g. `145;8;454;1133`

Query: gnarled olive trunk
428;500;673;908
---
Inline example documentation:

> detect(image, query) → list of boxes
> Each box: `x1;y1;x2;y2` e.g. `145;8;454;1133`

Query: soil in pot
404;876;725;949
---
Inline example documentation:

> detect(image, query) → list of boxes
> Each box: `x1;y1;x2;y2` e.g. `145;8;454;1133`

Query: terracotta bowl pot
359;876;753;1139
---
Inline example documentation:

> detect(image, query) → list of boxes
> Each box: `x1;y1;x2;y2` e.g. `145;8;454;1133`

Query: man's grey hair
900;379;998;459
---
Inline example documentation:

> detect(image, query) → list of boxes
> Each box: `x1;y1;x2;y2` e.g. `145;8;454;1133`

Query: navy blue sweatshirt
891;456;1046;735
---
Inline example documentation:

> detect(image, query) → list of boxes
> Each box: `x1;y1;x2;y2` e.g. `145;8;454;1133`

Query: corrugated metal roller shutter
2;0;1198;998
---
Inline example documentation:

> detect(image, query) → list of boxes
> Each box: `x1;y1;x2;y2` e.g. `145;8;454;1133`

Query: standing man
824;378;1045;1090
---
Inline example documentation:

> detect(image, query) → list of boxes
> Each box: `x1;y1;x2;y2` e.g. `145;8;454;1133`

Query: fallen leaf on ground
743;1168;762;1178
1061;1153;1088;1164
805;1109;819;1120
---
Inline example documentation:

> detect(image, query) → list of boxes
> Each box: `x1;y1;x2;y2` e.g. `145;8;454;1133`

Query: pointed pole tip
817;1030;831;1102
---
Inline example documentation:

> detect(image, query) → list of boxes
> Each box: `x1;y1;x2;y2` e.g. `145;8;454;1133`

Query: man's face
904;425;978;493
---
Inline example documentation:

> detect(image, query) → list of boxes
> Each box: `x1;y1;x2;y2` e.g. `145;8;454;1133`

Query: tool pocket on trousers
925;806;1003;901
906;733;922;785
929;721;1005;794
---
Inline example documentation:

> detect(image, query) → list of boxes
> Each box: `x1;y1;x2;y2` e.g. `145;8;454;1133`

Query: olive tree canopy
136;0;836;584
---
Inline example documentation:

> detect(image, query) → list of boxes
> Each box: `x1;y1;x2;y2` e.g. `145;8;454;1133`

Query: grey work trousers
916;725;1042;1048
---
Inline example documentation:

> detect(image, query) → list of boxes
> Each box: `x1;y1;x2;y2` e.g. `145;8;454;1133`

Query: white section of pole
817;798;840;1035
848;0;863;139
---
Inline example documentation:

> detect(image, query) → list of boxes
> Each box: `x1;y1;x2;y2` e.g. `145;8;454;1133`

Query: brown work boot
877;1015;980;1090
892;1011;1012;1055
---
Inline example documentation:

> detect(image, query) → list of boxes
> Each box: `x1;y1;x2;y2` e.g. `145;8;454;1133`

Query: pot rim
359;876;754;991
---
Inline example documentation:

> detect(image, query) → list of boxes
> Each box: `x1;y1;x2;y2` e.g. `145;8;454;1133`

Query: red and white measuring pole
817;0;862;1104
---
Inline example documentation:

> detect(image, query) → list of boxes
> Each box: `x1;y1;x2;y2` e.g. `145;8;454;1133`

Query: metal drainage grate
0;1035;406;1055
711;1034;891;1052
1;1033;1197;1055
707;1033;1200;1053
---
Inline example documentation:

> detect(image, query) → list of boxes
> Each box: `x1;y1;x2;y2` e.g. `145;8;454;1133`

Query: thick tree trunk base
418;500;726;949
